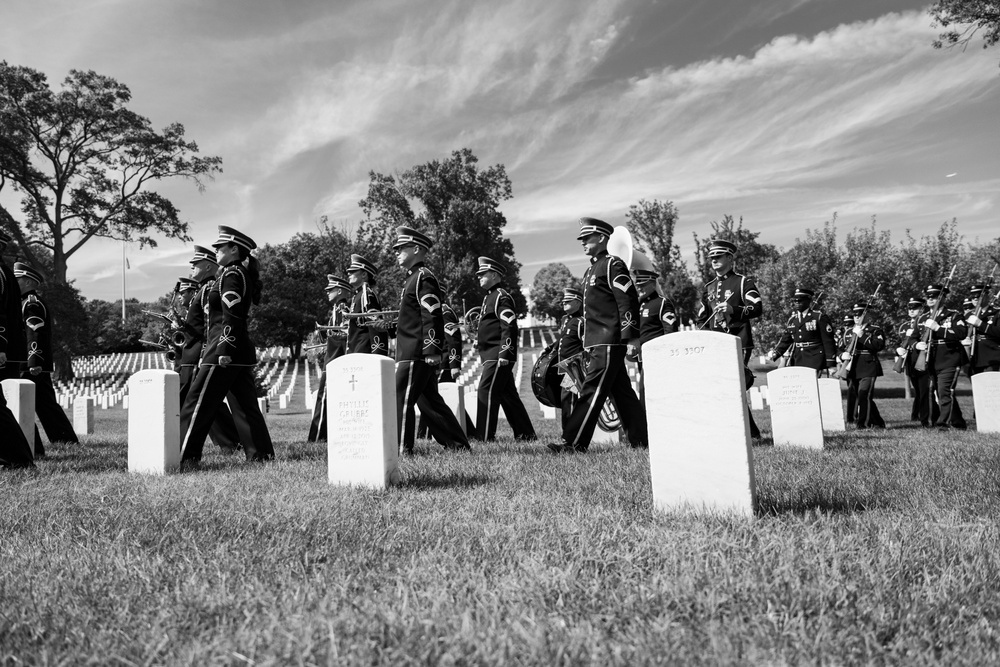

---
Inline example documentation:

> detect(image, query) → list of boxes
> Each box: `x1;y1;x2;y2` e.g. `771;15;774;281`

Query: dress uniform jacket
179;279;213;368
638;294;677;345
347;283;389;356
478;286;518;362
442;304;462;379
395;263;444;361
582;251;640;348
697;271;763;353
842;324;885;378
969;308;1000;371
21;290;53;372
558;314;584;362
773;308;837;370
201;263;259;366
901;309;969;371
897;313;929;372
0;261;26;378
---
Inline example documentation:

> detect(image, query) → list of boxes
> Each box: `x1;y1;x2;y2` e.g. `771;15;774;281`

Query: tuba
463;306;481;338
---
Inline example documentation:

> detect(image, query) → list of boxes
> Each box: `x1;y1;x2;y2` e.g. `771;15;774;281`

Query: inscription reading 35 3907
668;346;705;356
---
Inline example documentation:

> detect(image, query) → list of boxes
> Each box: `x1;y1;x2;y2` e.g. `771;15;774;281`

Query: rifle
833;283;882;381
968;263;998;362
913;265;958;373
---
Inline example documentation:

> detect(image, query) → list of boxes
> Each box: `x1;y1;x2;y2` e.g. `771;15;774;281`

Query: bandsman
346;253;390;357
474;256;535;442
307;274;351;442
173;277;200;372
839;302;886;429
768;287;837;375
696;238;763;439
392;226;470;453
0;231;34;468
14;262;79;454
441;302;463;383
556;287;585;431
549;218;647;453
965;284;999;373
895;297;933;426
635;267;678;346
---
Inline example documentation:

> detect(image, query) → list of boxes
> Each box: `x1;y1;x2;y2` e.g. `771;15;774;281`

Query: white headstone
748;387;764;411
972;372;1000;433
73;396;95;435
438;382;466;433
279;394;288;410
759;385;769;404
817;377;846;432
768;367;824;449
327;354;399;488
540;404;556;419
2;379;36;454
644;331;756;516
127;370;180;475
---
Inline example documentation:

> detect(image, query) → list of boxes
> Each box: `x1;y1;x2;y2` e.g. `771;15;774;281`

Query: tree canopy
0;62;222;285
929;0;1000;63
529;263;577;322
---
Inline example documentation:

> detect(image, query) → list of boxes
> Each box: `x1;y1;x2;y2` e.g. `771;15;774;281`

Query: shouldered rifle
914;264;957;373
833;283;881;381
968;262;997;361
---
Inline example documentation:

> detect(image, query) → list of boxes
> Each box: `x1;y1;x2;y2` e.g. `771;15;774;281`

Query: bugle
463;306;481;337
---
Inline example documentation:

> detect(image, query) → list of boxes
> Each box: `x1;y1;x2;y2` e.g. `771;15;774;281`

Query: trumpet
143;309;179;325
315;323;349;332
342;309;399;319
463;306;481;337
139;336;179;362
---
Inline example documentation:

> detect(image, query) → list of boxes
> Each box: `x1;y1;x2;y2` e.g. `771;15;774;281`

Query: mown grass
3;385;1000;665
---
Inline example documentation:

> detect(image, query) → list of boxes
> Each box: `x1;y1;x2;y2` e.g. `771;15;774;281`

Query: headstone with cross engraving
643;331;756;516
327;353;399;488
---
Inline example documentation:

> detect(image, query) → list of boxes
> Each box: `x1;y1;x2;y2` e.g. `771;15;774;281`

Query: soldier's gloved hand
425;354;441;367
0;352;6;368
924;318;941;331
626;343;638;360
967;315;982;327
895;347;907;357
30;366;42;376
840;352;852;362
767;350;778;362
852;326;863;336
915;342;928;351
498;358;511;367
219;355;232;367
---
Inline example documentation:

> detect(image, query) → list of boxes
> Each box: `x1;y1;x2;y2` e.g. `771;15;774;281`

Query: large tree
0;62;222;285
529;263;577;322
357;148;526;316
624;198;699;320
929;1;1000;63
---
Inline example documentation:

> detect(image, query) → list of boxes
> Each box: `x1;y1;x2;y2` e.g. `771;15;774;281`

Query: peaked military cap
212;225;257;251
576;217;614;241
392;226;433;250
632;269;659;285
12;262;43;284
794;287;815;299
851;302;867;314
969;283;987;296
347;253;378;277
190;245;218;264
907;297;925;309
924;283;947;297
178;277;200;293
476;256;507;276
0;230;11;246
325;275;351;292
562;287;583;302
842;314;854;324
708;239;738;257
962;297;976;309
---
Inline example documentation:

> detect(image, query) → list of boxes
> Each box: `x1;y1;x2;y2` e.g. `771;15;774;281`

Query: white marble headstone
644;331;756;516
2;379;36;454
327;354;399;488
127;370;180;475
438;382;466;433
817;377;846;432
768;367;824;449
73;396;94;435
748;387;764;411
972;372;1000;433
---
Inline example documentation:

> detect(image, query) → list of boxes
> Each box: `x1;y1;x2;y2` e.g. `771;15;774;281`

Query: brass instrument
139;336;178;362
343;309;398;331
463;306;481;337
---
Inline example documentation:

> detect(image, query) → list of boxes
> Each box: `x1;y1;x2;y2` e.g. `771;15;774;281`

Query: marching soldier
307;274;351;442
549;218;647;453
902;283;968;429
556;287;585;431
895;297;933;426
696;238;764;439
392;226;470;453
966;284;1000;373
172;277;200;372
768;287;837;375
178;247;241;452
635;268;678;345
0;231;34;468
474;256;535;442
14;262;79;454
838;302;886;428
180;226;274;465
346;253;390;357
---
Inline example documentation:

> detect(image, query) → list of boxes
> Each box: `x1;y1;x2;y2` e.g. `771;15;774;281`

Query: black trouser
742;349;761;439
476;360;536;441
848;376;885;428
562;345;647;450
417;368;473;437
906;368;933;425
308;371;328;442
560;383;577;432
0;389;34;469
396;359;469;452
18;372;77;457
180;365;240;451
931;365;966;428
180;365;274;462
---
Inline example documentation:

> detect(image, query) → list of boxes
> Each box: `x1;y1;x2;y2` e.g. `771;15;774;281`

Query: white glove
852;326;863;336
967;315;982;327
895;347;907;357
915;342;928;351
924;318;941;331
840;352;852;362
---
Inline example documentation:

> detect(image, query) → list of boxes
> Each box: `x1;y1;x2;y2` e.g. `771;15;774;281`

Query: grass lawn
2;369;1000;665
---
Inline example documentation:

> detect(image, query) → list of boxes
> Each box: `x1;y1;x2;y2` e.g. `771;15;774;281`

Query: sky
2;0;998;302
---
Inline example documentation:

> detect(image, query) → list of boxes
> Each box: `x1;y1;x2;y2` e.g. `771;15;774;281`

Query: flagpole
122;239;126;324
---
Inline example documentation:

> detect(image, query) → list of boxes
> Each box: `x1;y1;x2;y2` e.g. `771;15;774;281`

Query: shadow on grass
755;494;885;516
399;471;496;490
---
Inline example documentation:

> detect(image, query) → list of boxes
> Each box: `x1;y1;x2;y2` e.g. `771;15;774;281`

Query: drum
531;343;562;408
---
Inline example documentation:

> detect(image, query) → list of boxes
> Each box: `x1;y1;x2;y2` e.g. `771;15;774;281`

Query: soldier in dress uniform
895;297;933;426
346;254;390;357
177;247;241;452
768;287;837;375
180;226;275;465
392;226;470;453
901;283;968;429
696;238;764;438
549;218;647;453
172;277;200;372
838;302;886;428
635;268;678;345
556;287;585;431
14;262;79;455
0;232;34;469
474;256;535;442
307;275;351;442
966;284;1000;373
417;300;467;438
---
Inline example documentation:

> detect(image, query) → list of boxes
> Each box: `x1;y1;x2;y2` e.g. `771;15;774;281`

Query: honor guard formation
3;218;1000;468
